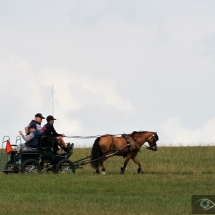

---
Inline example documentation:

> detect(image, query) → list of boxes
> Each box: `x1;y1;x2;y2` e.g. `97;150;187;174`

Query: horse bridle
132;133;158;151
147;134;158;151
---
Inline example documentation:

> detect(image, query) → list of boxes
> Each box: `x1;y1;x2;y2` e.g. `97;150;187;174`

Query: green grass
0;146;214;215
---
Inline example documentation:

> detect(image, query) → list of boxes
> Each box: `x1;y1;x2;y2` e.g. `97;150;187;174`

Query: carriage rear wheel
21;159;41;174
55;159;75;174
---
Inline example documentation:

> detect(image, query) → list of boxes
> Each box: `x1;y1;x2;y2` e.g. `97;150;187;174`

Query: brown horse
90;131;158;174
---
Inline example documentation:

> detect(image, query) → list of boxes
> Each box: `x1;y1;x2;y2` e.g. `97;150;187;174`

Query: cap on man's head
35;113;45;119
46;115;56;122
28;124;37;130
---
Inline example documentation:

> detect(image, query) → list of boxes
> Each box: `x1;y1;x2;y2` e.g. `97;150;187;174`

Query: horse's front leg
132;156;144;174
120;154;132;174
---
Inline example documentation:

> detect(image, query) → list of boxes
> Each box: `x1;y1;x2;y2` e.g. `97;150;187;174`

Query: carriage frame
0;135;75;174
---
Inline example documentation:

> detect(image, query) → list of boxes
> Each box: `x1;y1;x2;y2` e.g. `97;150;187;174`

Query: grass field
0;146;215;215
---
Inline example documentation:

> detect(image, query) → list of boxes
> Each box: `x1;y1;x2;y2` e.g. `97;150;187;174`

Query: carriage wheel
21;159;41;174
55;159;75;174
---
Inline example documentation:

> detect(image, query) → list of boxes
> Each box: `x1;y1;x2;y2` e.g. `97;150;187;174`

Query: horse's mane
131;131;150;136
131;131;159;140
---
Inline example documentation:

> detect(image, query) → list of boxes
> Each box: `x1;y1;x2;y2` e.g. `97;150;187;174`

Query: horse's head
131;131;159;151
146;132;159;151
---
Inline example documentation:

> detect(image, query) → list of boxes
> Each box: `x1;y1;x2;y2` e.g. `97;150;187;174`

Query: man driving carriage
42;115;73;154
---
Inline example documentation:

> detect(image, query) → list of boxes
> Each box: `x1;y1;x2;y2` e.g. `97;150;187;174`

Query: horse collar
122;134;131;146
122;134;132;157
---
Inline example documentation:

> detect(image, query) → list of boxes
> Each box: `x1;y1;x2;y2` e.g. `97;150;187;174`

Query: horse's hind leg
95;158;107;175
132;156;144;174
100;158;108;174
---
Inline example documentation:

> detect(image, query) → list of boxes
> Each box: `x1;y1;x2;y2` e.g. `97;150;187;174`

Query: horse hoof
96;170;100;174
139;171;144;174
101;168;106;174
137;168;144;174
120;167;124;174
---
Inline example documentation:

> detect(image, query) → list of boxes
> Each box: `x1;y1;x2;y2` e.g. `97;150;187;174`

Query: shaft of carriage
73;143;132;167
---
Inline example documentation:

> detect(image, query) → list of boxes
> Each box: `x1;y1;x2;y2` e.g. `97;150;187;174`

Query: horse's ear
154;132;159;140
131;131;136;136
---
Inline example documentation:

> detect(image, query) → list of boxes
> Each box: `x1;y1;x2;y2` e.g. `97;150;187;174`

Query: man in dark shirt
42;115;72;154
29;113;45;135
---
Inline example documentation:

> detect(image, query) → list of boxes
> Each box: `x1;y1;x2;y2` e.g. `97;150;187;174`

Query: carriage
0;135;75;174
0;131;158;174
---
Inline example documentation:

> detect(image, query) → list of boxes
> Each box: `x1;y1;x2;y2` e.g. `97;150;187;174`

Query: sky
0;0;215;146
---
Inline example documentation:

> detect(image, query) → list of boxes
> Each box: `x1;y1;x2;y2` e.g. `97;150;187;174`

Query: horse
90;131;158;174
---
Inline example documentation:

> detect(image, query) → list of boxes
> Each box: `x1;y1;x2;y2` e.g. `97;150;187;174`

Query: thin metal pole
52;84;54;116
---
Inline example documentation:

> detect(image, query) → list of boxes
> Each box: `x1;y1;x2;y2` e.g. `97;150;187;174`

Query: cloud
159;116;215;145
37;67;137;135
0;54;142;145
1;1;215;146
38;67;135;110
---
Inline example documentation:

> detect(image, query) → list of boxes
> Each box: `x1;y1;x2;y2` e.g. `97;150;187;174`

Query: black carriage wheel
55;159;75;174
21;159;41;174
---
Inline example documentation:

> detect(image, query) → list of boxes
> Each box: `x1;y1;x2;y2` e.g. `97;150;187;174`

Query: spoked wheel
55;159;75;174
21;159;41;174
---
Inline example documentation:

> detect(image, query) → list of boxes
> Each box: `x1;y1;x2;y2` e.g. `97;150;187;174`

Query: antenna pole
52;84;54;116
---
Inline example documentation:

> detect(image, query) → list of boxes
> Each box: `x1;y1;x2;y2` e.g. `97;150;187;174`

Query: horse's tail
91;137;102;169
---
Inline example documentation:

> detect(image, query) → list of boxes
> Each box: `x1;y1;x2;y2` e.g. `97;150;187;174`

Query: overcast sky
1;0;215;146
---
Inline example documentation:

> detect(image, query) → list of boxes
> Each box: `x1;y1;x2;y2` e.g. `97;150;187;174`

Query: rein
65;131;153;139
65;134;123;139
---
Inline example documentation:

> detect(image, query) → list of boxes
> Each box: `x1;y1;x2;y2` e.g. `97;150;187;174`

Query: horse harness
122;134;139;157
106;132;157;157
132;132;158;146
